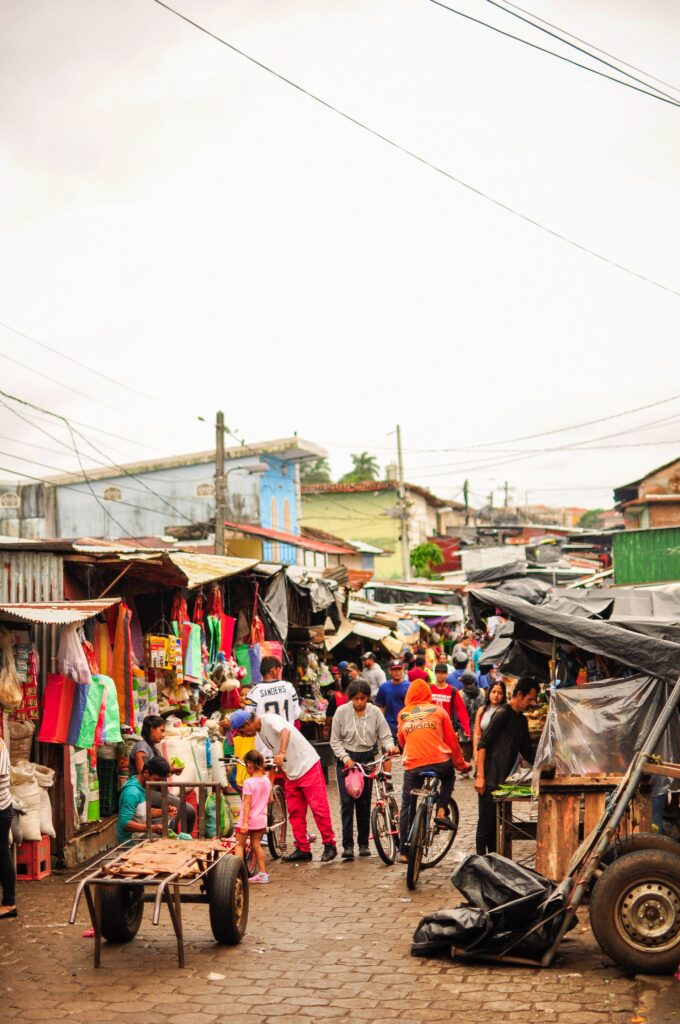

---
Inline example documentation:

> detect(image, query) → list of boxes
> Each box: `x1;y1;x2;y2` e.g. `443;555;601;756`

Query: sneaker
320;844;338;863
434;816;454;830
281;848;313;863
358;845;371;857
341;847;354;860
248;872;270;884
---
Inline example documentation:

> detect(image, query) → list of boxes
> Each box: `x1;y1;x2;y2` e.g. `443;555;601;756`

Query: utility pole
503;480;510;512
396;423;410;580
463;478;469;526
215;410;226;555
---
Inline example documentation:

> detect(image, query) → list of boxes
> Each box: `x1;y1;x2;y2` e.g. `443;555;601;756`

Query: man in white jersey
246;656;300;725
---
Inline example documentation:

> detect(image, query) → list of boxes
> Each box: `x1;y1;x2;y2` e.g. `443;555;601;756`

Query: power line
0;320;156;402
498;0;680;97
481;0;680;105
150;0;680;299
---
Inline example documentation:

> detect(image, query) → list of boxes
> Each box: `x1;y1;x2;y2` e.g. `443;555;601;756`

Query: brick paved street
1;775;677;1024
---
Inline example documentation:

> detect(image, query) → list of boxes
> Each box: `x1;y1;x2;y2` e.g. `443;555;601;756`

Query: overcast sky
1;0;679;515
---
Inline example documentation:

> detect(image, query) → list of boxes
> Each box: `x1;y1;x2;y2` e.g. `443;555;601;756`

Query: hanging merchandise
15;646;39;722
57;623;93;686
259;640;283;664
112;603;135;729
211;654;245;711
66;681;91;745
127;596;145;665
0;627;23;711
98;676;123;745
38;674;77;744
207;583;223;618
73;676;106;749
94;619;113;675
220;614;236;658
182;622;202;683
206;615;221;665
250;582;266;645
192;592;205;626
249;643;262;683
171;590;189;628
234;644;252;685
81;639;99;675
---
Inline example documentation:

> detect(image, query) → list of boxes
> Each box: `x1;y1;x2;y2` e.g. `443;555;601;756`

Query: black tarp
469;588;680;681
465;560;528;585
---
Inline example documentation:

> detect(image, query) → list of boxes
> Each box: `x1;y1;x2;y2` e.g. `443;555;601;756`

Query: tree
578;508;605;529
410;542;444;579
339;451;380;483
301;457;332;484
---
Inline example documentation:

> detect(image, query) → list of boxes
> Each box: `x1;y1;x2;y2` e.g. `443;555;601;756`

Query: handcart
68;781;248;967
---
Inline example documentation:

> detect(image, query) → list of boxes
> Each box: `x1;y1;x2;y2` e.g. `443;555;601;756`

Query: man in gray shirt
360;651;386;697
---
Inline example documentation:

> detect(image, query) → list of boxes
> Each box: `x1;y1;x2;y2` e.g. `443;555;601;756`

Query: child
235;749;272;884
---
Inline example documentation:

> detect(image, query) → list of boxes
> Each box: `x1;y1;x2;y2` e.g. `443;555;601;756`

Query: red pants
285;761;335;852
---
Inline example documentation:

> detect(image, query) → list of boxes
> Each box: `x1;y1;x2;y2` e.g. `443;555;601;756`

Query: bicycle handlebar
342;752;400;775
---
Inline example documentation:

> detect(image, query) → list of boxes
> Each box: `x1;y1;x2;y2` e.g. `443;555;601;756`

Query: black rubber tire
99;884;144;944
406;804;427;890
208;855;249;945
599;832;680;870
421;799;459;869
372;804;397;865
590;850;680;975
267;785;288;859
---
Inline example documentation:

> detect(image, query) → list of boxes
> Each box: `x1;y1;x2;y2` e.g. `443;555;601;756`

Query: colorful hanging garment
182;622;202;683
37;674;76;744
127;596;145;665
171;590;189;629
249;644;262;684
234;644;252;685
220;614;236;658
250;583;266;645
206;616;220;665
112;603;135;729
207;583;223;618
192;593;205;625
93;619;113;676
73;677;106;748
99;675;123;744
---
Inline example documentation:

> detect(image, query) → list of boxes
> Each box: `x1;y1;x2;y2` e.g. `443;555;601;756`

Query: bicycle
347;753;401;865
405;770;460;890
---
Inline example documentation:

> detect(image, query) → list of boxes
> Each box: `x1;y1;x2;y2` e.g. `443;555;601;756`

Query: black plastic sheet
411;907;491;956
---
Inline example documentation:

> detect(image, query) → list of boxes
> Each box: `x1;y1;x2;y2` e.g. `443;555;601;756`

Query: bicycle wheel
244;840;259;878
406;804;427;890
421;799;459;869
371;804;397;865
267;784;288;859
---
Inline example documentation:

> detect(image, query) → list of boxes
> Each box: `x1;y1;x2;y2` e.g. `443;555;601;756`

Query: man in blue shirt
116;755;174;845
375;659;410;741
446;651;471;691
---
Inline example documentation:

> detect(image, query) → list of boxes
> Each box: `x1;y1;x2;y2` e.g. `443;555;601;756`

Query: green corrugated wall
613;527;680;584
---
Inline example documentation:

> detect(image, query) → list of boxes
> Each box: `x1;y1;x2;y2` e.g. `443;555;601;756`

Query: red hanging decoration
250;582;265;645
192;592;205;626
171;590;189;626
207;583;223;618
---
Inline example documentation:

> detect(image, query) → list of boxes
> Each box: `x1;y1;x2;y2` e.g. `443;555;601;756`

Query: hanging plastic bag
344;767;365;800
56;623;92;685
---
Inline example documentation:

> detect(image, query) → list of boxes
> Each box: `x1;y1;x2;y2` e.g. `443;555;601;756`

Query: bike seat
418;771;438;778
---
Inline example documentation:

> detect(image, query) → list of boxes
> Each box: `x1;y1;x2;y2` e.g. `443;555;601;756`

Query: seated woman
128;715;196;834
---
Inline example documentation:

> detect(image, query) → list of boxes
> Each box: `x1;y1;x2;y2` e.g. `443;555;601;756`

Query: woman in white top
472;679;507;763
0;737;16;919
330;680;396;860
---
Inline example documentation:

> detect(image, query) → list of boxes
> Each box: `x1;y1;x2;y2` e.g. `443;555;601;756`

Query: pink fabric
285;761;335;852
237;774;271;831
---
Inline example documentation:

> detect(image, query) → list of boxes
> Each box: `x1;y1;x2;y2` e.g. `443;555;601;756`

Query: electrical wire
150;0;680;299
497;0;680;97
480;0;680;104
0;319;157;402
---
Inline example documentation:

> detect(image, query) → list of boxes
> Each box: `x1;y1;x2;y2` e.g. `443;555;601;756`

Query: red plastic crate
16;835;51;881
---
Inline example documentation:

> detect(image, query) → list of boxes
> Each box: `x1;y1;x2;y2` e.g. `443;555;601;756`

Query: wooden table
536;773;652;881
495;793;537;862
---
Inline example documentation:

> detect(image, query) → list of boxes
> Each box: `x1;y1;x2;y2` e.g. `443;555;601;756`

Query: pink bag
344;767;365;800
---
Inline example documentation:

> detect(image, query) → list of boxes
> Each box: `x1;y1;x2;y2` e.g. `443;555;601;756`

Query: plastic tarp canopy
465;561;528;585
533;673;680;786
468;588;680;681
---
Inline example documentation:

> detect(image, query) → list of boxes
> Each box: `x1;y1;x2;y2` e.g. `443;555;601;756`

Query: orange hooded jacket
397;679;468;772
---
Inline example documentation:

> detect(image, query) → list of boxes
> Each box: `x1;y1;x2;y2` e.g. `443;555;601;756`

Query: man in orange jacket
397;679;470;861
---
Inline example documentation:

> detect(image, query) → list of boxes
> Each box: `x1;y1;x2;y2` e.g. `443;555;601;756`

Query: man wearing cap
360;652;386;698
375;659;410;743
229;709;337;863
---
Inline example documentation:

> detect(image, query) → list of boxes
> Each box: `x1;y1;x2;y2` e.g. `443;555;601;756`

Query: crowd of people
106;636;539;896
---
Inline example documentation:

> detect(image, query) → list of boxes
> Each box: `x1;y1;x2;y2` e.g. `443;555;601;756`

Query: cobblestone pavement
2;773;677;1024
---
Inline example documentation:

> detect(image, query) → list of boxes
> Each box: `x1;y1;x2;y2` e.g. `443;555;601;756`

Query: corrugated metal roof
351;621;391;641
224;520;353;554
0;598;120;624
114;550;259;588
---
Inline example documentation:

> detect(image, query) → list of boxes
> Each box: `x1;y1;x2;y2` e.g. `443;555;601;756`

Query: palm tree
301;457;332;484
339;452;380;483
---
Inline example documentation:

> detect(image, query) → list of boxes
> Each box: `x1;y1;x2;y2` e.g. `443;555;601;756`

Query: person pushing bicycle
396;679;470;863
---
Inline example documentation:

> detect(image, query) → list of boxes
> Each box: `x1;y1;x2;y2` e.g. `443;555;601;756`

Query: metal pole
215;411;226;556
396;424;410;580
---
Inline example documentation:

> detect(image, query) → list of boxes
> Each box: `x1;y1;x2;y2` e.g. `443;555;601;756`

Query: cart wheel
267;784;287;859
208;856;249;945
590;850;680;974
100;884;144;944
599;832;680;869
